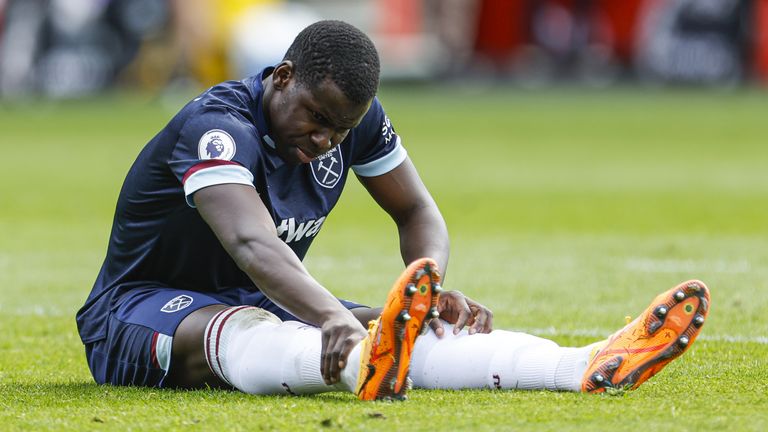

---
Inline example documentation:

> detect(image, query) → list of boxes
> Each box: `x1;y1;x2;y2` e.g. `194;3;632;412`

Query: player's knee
166;305;229;388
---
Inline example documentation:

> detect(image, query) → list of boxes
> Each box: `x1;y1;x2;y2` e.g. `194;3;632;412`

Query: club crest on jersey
161;295;194;313
310;146;343;189
198;129;236;160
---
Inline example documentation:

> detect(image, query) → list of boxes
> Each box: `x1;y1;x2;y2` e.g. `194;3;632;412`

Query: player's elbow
396;199;444;229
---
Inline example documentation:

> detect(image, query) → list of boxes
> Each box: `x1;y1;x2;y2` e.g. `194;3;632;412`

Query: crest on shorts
161;295;194;313
310;146;343;189
198;129;236;160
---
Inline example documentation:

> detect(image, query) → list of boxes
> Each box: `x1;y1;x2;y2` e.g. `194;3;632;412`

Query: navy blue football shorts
85;286;365;388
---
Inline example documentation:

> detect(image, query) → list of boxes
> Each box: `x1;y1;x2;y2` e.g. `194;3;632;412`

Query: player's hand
430;290;493;337
320;313;368;385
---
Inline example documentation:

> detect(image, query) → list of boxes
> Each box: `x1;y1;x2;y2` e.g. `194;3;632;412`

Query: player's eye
310;110;328;125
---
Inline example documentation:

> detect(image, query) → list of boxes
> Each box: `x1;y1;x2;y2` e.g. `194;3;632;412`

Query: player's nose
310;129;333;153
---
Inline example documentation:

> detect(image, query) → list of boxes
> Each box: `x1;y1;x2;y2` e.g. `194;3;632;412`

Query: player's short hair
284;20;380;105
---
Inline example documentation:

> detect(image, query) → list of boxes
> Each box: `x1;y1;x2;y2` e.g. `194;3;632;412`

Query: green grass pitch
1;87;766;431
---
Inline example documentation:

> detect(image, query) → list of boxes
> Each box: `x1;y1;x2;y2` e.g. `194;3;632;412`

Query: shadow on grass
1;380;359;406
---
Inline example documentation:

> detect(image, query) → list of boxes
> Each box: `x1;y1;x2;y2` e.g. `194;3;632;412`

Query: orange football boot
582;280;710;393
355;258;441;401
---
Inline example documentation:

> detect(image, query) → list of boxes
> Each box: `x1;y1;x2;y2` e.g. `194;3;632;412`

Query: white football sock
204;306;361;395
409;323;597;392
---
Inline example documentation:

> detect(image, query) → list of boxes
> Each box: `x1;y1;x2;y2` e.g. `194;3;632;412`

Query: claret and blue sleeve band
351;136;407;177
182;161;255;207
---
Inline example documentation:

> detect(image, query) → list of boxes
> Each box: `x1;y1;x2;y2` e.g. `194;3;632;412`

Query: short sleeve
350;98;407;177
168;107;262;207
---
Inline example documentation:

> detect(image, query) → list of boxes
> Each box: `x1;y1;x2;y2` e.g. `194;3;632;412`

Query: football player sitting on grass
76;20;709;400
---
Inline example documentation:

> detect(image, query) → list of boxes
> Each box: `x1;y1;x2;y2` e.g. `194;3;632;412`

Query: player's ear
272;61;294;90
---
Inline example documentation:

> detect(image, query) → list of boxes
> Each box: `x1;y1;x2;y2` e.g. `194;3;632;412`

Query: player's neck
261;77;273;128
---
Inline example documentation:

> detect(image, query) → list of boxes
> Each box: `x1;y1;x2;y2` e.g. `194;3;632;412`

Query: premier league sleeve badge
198;129;237;160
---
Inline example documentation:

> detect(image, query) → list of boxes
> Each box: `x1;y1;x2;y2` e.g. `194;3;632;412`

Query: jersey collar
252;66;274;142
251;66;288;170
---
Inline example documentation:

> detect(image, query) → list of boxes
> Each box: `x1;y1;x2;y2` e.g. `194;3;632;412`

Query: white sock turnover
204;306;361;395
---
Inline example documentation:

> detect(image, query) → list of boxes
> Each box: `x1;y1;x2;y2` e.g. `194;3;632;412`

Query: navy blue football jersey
77;67;405;344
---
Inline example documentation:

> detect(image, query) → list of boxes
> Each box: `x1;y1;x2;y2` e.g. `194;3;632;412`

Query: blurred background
1;4;767;424
1;0;767;98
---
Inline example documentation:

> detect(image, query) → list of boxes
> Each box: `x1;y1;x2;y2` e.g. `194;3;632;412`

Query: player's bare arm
359;158;493;336
194;183;367;384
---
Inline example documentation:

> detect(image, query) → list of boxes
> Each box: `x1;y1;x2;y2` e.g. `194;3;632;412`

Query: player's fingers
429;317;445;338
321;331;333;384
329;331;355;384
337;334;359;371
469;305;493;335
472;302;494;334
328;344;342;384
482;308;493;333
453;303;473;335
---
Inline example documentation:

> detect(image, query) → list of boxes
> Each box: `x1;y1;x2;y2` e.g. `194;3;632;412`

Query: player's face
267;65;372;165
